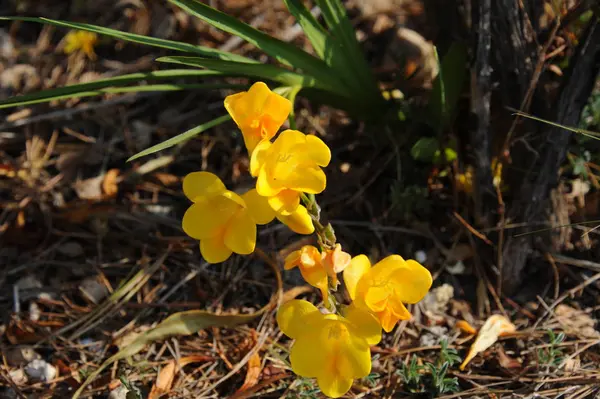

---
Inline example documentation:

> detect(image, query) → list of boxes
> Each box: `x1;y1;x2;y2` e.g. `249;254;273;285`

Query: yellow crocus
285;244;351;301
250;129;331;215
224;82;292;154
64;30;98;60
343;255;432;332
277;300;381;398
182;172;275;263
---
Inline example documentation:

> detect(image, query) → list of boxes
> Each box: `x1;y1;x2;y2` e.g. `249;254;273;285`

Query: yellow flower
277;300;381;398
321;243;351;286
182;172;275;263
64;30;98;60
250;129;331;215
224;82;292;154
343;255;432;332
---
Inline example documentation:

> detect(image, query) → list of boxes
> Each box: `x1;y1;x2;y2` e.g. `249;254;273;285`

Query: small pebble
24;359;57;382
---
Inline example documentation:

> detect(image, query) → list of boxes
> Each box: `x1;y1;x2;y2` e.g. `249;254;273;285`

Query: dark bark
501;18;600;293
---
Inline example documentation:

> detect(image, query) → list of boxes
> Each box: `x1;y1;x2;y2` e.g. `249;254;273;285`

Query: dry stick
532;271;600;332
545;253;560;301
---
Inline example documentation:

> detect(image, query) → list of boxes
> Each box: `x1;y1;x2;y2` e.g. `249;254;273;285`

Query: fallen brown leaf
460;314;516;370
149;355;212;399
230;351;262;398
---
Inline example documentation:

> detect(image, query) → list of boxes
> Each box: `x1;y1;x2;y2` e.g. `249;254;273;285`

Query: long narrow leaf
283;0;360;94
127;114;232;161
0;70;222;109
314;0;379;98
0;16;253;62
167;0;350;96
156;56;336;91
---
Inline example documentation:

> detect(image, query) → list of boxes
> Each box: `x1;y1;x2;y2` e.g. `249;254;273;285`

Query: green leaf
314;0;380;99
429;43;468;129
283;0;360;95
167;0;349;96
156;56;334;91
0;69;223;109
410;137;439;162
0;16;253;62
127;114;232;161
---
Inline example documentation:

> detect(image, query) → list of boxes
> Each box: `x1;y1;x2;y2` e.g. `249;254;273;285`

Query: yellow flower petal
281;165;327;194
306;135;331;166
276;299;320;339
249;140;271;177
343;304;382;345
290;330;327;378
276;205;314;234
182;197;236;239
256;164;283;196
364;285;390;313
336;335;372;379
271;129;306;154
242;189;275;224
389;259;432;304
200;236;232;263
343;255;371;300
182;171;226;201
300;267;329;304
267;189;300;215
377;308;399;333
316;372;353;399
223;210;256;255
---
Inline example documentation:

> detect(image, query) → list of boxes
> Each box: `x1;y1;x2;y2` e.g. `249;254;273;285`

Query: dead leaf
554;304;599;338
459;315;516;370
149;355;212;399
74;175;104;200
102;169;120;197
231;352;261;397
497;347;521;369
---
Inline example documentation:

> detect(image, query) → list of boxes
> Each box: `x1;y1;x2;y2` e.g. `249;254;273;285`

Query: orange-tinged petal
276;299;319;339
377;308;399;333
242;189;275;225
322;244;351;274
344;304;382;345
182;197;236;239
223;210;256;255
343;255;371;300
298;245;320;269
306;135;331;167
183;171;226;201
276;205;314;234
200;236;232;263
300;266;329;303
389;259;432;304
249;140;271;177
388;296;412;320
284;250;302;270
267;189;300;215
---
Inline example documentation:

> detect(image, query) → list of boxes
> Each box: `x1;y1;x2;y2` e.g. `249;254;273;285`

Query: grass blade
156;56;335;91
282;0;360;94
167;0;349;96
127;114;232;161
314;0;380;98
511;109;600;140
0;16;253;62
0;70;223;109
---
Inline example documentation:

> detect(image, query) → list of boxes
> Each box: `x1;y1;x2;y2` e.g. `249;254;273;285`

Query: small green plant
362;371;381;388
538;330;565;367
397;339;461;397
119;375;143;399
289;377;321;398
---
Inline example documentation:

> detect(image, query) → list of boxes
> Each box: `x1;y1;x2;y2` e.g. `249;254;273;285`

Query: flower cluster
63;30;98;60
182;82;329;263
180;82;432;397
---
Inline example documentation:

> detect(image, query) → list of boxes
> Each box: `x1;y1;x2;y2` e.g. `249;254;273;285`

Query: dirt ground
1;0;599;398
